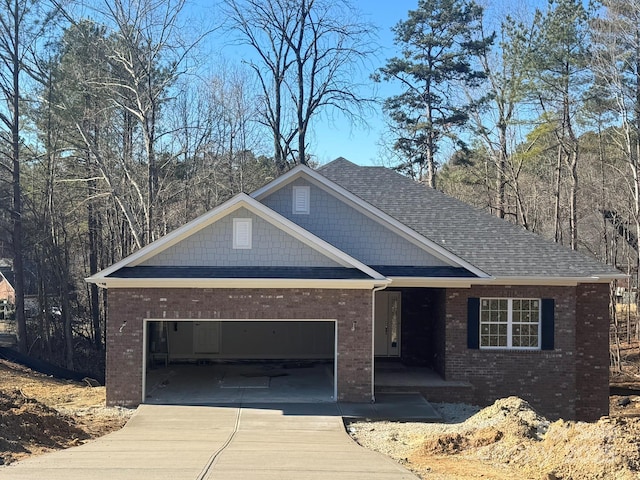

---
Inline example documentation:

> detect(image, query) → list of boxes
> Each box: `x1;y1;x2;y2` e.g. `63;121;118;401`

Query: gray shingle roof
318;158;620;278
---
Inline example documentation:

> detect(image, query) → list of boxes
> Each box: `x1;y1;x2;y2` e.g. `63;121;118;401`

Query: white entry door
374;291;401;356
193;321;220;354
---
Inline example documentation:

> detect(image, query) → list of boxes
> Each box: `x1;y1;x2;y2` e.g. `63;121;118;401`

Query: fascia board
388;277;481;288
488;275;626;286
250;165;307;198
85;277;391;290
251;165;489;278
388;274;624;288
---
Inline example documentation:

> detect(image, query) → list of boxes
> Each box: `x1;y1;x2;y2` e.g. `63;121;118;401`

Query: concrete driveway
0;404;418;479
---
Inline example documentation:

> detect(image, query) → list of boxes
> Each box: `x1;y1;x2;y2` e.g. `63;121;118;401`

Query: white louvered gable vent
292;186;310;214
233;218;252;249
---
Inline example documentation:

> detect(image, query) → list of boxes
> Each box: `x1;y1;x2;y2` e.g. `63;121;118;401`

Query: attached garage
143;318;337;403
88;193;386;407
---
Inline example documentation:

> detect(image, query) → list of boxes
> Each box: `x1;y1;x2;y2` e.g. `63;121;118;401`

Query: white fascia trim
251;165;489;279
251;164;308;198
388;274;624;288
86;192;385;282
488;275;625;286
388;277;484;288
86;278;391;290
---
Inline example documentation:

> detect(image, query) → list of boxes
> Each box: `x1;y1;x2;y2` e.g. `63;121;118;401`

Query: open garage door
143;319;336;404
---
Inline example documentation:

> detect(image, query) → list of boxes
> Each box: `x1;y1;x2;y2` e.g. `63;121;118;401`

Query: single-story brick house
87;158;623;420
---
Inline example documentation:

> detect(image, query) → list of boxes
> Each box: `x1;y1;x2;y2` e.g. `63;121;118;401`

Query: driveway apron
0;404;418;480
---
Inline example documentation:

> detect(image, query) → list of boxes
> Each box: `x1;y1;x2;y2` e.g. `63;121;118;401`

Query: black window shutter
541;298;555;350
467;297;480;349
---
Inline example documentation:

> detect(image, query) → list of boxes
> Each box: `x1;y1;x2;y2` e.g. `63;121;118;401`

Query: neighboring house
87;158;623;420
0;271;15;320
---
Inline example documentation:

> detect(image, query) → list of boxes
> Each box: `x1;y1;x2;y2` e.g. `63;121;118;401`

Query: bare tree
592;0;640;324
528;0;592;251
87;0;211;245
224;0;375;172
0;0;63;353
467;12;532;219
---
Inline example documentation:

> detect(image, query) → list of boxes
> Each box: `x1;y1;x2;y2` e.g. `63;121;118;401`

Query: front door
374;291;401;356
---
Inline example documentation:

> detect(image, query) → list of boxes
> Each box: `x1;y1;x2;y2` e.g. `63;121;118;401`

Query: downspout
371;284;389;403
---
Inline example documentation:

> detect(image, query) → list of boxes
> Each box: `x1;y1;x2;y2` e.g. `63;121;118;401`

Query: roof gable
252;164;488;278
87;193;385;285
139;206;343;269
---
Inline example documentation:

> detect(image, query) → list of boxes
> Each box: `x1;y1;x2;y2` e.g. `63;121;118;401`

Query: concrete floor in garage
145;361;335;404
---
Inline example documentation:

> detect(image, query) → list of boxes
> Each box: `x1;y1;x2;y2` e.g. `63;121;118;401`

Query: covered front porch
373;288;473;403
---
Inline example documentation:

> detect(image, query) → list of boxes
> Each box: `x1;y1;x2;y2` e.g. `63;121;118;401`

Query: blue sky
196;0;538;167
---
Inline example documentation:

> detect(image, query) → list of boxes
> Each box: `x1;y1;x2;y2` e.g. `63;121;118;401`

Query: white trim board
88;278;390;290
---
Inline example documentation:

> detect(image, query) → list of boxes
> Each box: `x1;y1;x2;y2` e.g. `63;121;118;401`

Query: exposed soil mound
413;397;640;480
0;389;89;464
423;428;504;454
0;360;133;466
350;396;640;480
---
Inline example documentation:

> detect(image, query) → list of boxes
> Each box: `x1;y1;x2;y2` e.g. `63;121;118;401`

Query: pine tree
375;0;492;188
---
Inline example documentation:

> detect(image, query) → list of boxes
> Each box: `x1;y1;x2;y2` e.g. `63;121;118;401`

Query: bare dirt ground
0;359;132;465
348;341;640;480
350;397;640;480
2;343;640;479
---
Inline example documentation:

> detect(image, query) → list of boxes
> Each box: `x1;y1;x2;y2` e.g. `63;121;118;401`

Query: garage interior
144;320;336;404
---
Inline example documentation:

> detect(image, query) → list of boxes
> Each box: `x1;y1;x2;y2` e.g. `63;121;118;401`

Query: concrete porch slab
339;392;442;422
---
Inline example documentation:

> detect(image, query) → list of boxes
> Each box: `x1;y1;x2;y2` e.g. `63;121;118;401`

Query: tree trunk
11;0;26;353
88;174;102;350
59;262;74;370
496;122;507;219
553;143;562;244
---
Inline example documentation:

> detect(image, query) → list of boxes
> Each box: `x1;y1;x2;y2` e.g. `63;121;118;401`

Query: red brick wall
445;285;605;420
106;288;372;407
575;283;610;421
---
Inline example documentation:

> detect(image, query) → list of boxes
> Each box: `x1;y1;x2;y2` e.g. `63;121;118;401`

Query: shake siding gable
261;177;452;267
141;207;341;268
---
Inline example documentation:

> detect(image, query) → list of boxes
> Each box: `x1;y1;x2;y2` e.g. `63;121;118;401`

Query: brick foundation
106;288;372;407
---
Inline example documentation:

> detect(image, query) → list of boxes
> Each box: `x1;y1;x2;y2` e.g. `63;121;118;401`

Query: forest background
0;0;637;376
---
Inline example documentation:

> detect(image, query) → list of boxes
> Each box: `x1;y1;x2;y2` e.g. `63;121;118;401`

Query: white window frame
232;218;252;249
479;298;541;351
292;186;310;215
